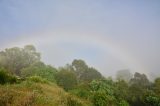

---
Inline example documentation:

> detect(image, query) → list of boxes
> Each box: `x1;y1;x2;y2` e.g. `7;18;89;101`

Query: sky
0;0;160;78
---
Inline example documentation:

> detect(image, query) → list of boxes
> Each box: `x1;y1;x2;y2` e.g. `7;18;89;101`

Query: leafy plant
27;76;48;84
0;68;17;84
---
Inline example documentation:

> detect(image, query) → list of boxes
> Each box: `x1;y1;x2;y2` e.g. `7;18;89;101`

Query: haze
0;0;160;79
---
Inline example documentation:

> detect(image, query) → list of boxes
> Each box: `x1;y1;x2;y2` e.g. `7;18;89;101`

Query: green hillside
0;78;92;106
0;45;160;106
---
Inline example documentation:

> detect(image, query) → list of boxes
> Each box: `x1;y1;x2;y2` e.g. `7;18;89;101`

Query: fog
0;0;160;79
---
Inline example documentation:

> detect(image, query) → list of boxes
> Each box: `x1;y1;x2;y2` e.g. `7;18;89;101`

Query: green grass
0;79;92;106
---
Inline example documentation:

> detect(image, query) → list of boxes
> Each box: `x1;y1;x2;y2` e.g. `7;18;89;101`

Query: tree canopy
116;70;133;82
0;45;40;75
0;45;160;106
71;59;103;82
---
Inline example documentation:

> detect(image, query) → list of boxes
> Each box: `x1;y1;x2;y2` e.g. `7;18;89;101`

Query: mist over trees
0;45;160;106
116;70;132;82
0;45;40;75
71;59;103;82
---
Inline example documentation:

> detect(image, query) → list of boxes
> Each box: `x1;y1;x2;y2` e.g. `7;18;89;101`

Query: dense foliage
21;62;57;82
55;68;77;91
0;68;17;84
0;45;159;106
0;45;40;75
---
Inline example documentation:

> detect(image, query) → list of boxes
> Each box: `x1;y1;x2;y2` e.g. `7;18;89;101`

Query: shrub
91;91;116;106
27;76;48;84
0;68;17;84
90;79;116;106
21;62;57;83
145;95;160;106
118;100;129;106
69;88;90;99
91;91;108;106
55;69;77;91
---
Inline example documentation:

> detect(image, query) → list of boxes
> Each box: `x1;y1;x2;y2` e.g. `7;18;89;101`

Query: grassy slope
0;81;92;106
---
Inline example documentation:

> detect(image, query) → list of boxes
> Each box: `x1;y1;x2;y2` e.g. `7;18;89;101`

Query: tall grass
0;78;92;106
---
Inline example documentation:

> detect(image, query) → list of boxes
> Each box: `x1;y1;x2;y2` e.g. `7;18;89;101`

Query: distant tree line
0;45;159;106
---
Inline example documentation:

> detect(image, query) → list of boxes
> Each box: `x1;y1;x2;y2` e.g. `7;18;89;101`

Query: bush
91;91;108;106
69;88;90;99
55;69;77;91
21;63;57;82
0;69;8;84
91;91;116;106
118;100;129;106
0;68;17;84
27;76;48;84
89;79;116;106
146;95;160;106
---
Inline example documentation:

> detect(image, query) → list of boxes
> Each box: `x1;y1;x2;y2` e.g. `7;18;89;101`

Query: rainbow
0;29;148;76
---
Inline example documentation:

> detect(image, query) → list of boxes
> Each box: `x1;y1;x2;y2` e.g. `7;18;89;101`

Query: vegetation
0;45;159;106
55;68;77;91
0;79;91;106
0;68;17;84
116;70;132;82
0;45;40;75
21;62;57;82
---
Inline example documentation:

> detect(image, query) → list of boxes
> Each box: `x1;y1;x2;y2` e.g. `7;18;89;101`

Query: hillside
0;45;160;106
0;78;92;106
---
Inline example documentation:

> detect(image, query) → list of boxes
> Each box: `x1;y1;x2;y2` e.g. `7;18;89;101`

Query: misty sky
0;0;160;78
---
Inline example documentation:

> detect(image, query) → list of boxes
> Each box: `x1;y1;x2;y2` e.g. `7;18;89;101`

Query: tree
114;80;129;102
130;72;150;88
21;62;57;82
153;78;160;97
23;45;40;65
90;79;116;106
145;95;160;106
71;59;103;82
80;67;102;82
0;67;17;84
0;45;40;75
55;68;77;91
72;59;88;80
116;70;132;82
128;72;150;106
